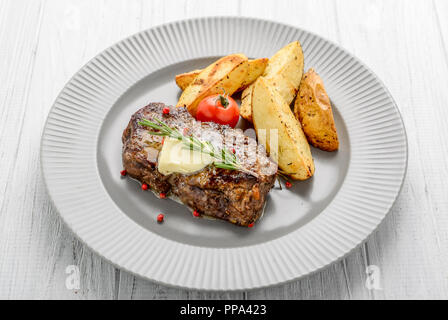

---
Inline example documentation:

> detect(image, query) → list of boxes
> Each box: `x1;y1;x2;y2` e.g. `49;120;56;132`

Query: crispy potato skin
240;41;304;122
238;58;268;91
240;83;254;121
252;77;314;180
176;54;249;116
175;58;268;93
175;69;201;91
294;69;339;152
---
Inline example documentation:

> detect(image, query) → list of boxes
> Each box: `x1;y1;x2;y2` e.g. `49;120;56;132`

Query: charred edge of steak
122;103;277;226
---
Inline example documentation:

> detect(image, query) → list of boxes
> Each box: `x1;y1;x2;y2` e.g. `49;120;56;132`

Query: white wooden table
1;0;447;300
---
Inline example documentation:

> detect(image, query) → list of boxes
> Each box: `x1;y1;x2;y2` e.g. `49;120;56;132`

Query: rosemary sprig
277;169;293;181
277;169;296;189
138;118;258;178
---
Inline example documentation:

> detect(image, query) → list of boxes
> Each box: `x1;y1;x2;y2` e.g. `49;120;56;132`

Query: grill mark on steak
122;103;277;226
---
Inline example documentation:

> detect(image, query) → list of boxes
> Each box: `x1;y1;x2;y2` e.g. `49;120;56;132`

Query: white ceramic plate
41;17;407;291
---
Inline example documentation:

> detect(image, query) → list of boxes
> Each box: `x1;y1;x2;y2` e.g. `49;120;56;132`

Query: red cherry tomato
196;94;240;128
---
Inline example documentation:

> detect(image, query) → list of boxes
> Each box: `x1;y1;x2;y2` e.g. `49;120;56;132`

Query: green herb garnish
138;118;258;177
217;95;229;108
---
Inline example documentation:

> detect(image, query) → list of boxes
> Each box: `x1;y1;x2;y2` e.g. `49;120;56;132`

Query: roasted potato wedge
175;58;268;92
294;69;339;151
252;77;314;180
239;58;268;91
175;69;202;91
176;54;249;116
240;41;304;122
240;83;255;121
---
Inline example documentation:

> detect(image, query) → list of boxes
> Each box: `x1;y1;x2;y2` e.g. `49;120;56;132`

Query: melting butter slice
157;137;213;175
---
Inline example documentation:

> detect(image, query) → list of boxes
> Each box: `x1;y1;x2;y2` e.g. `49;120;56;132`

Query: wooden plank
434;0;448;65
333;0;448;299
0;0;143;299
246;0;448;299
1;0;448;299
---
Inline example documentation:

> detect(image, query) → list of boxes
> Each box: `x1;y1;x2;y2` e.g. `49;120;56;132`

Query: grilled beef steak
122;103;277;226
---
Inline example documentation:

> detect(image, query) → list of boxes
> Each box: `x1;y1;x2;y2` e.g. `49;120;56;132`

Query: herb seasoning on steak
122;103;277;227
